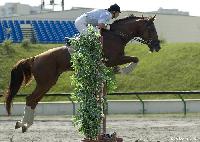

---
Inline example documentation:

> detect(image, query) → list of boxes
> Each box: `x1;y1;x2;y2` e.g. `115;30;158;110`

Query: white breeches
75;14;99;34
75;14;88;34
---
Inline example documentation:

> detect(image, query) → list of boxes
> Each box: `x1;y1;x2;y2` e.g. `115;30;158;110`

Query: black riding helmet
108;4;121;13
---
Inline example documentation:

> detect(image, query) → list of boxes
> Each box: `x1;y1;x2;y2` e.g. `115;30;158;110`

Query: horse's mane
112;14;148;25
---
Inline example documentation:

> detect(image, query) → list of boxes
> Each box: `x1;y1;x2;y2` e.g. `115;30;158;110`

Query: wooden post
97;82;123;142
99;82;107;135
98;35;123;142
102;83;107;134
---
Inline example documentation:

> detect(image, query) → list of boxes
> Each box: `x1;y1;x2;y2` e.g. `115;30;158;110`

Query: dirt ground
0;114;200;142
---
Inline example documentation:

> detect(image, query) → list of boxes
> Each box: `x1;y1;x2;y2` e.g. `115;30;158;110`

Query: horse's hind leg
15;84;52;132
15;56;60;132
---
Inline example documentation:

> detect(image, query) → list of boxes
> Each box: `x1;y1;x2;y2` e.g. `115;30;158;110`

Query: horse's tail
4;57;35;115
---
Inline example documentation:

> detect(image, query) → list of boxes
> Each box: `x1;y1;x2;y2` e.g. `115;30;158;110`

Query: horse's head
138;15;161;52
110;15;161;52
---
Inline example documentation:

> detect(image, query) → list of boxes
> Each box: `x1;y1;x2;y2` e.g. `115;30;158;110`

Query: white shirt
86;9;112;26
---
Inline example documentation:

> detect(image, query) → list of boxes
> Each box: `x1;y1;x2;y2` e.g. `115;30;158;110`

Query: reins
110;29;152;45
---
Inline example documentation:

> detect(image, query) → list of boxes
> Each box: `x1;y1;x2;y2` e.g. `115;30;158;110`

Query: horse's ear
150;15;156;21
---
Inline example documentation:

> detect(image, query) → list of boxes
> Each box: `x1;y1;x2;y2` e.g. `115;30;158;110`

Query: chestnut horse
5;15;160;132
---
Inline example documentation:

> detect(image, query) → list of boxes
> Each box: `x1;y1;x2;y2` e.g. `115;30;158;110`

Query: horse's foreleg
119;62;138;74
119;56;139;74
105;56;139;74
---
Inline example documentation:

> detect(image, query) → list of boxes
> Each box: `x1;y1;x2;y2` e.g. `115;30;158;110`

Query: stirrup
66;41;71;46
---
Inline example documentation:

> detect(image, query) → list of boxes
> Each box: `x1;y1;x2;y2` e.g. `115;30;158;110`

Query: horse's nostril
149;49;153;53
156;48;160;52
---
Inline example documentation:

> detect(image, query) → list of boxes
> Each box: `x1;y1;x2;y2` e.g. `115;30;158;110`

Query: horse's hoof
15;121;21;129
113;66;121;74
22;126;27;133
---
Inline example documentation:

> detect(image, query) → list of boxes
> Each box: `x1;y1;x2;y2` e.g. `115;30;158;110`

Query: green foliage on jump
70;26;116;139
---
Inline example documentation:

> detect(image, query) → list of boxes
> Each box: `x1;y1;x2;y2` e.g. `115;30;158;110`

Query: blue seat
31;20;44;42
20;20;25;24
26;20;31;24
14;20;23;42
0;22;5;42
38;20;50;42
43;21;55;43
49;21;62;43
29;20;80;43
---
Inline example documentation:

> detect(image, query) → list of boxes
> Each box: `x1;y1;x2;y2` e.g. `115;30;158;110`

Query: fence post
136;94;145;114
177;94;187;116
67;96;76;115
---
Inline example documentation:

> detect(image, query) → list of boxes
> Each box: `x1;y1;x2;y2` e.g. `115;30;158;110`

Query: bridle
111;30;160;49
103;15;160;52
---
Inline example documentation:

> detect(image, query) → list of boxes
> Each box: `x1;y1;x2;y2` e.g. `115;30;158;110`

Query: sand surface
0;114;200;142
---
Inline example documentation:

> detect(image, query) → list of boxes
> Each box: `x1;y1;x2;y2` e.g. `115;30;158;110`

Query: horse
4;15;160;132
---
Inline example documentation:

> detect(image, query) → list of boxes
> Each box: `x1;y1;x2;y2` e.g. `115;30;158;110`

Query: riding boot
65;37;71;46
65;36;81;46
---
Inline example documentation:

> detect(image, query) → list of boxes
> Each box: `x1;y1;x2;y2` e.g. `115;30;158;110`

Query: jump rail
1;91;200;115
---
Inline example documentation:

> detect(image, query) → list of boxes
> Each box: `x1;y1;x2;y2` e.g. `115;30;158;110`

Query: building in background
0;3;50;17
152;7;189;16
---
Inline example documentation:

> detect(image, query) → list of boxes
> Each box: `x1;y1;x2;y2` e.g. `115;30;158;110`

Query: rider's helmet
108;4;121;13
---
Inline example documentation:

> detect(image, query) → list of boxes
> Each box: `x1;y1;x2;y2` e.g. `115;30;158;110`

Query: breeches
75;14;99;34
75;14;88;34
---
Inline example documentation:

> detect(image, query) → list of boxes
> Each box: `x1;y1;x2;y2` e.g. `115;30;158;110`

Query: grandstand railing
1;91;200;115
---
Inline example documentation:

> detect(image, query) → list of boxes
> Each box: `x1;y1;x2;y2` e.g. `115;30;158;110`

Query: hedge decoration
70;25;116;140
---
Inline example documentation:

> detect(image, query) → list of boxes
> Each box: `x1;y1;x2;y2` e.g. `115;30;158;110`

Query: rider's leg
65;15;87;46
65;14;87;47
75;14;88;34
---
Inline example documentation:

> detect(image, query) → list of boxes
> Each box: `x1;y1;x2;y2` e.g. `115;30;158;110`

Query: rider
75;3;121;33
65;4;121;45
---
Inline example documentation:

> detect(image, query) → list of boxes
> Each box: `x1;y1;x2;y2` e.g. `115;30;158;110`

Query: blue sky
0;0;199;16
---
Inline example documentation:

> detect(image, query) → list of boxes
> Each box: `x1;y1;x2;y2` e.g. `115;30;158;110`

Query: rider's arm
98;12;112;30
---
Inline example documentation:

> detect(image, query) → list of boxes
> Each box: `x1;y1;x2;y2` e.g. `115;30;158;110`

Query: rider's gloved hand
105;24;110;30
98;23;110;30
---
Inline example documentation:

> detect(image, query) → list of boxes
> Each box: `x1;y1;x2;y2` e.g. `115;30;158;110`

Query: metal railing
110;91;200;115
1;91;200;115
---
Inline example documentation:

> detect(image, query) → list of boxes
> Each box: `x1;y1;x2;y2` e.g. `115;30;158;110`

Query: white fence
1;99;200;116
